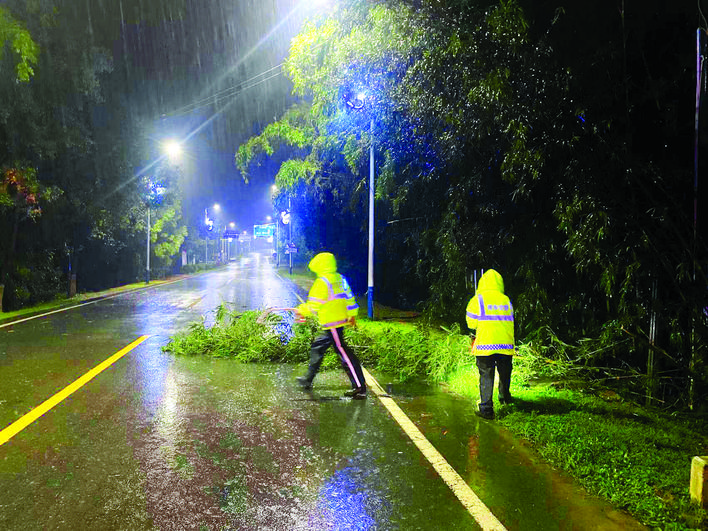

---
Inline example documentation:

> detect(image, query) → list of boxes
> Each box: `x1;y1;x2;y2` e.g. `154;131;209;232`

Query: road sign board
253;223;276;238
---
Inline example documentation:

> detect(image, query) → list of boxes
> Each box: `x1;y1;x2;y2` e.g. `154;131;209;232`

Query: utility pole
146;203;151;283
368;118;375;320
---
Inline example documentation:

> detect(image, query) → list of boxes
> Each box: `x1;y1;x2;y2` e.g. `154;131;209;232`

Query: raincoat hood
477;269;505;294
308;252;337;275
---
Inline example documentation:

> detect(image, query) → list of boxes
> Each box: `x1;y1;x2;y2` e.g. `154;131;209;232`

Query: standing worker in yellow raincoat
295;252;367;399
466;269;515;419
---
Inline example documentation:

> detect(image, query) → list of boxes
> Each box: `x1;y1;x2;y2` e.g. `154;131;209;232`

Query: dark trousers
476;354;513;413
304;327;366;390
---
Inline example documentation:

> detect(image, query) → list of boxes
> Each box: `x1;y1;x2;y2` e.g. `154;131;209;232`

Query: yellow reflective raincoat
297;253;359;329
465;269;515;356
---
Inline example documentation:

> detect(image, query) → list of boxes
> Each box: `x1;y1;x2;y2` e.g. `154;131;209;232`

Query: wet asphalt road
0;253;645;530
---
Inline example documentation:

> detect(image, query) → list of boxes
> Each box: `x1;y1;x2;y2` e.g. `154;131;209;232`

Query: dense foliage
0;0;188;309
235;0;707;409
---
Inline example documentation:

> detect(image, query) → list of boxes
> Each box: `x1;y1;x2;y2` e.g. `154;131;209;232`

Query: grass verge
163;307;708;530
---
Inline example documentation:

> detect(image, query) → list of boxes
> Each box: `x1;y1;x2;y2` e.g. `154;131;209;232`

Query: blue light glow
310;468;376;530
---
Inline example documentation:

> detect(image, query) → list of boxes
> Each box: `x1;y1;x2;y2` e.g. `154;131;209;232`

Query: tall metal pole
276;220;280;268
690;28;705;410
367;118;375;320
289;196;293;275
146;204;151;284
695;29;703;263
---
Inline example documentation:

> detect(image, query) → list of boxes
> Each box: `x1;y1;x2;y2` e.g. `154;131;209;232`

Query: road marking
363;367;508;531
0;276;190;329
186;292;207;309
0;335;150;446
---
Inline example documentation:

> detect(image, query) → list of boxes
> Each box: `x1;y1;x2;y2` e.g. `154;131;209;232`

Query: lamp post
228;222;236;261
367;117;374;320
204;204;220;263
346;92;375;319
288;196;293;275
145;180;166;284
146;202;151;283
213;203;221;263
271;185;280;268
145;139;180;283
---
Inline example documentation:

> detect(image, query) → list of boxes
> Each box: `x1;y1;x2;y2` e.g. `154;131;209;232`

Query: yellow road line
363;367;508;531
0;335;150;446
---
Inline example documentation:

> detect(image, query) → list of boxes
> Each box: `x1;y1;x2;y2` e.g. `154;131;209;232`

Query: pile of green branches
163;306;315;363
163;307;473;383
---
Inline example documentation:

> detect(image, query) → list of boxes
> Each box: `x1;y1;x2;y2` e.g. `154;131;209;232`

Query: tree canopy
0;0;189;308
236;0;707;408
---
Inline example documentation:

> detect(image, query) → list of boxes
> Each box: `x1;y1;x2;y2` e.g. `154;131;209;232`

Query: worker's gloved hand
294;310;306;324
348;317;357;328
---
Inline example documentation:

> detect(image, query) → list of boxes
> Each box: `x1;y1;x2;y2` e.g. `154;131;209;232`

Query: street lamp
204;205;220;263
367;116;374;320
228;222;236;261
281;200;293;275
145;180;166;283
145;139;181;283
346;91;375;319
163;140;182;163
271;185;281;268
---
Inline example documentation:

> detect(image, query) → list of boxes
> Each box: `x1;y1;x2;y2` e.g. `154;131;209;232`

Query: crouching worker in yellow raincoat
466;269;515;419
295;252;367;399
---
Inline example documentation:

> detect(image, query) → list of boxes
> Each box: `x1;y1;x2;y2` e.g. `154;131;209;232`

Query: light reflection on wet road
0;253;645;530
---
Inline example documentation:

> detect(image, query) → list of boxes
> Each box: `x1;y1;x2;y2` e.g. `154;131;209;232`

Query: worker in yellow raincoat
466;269;515;419
295;252;366;399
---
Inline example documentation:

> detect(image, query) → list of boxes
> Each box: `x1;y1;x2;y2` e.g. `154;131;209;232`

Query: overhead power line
163;62;286;118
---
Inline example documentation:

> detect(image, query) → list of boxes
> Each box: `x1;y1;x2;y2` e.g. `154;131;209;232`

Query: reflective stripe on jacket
465;269;514;356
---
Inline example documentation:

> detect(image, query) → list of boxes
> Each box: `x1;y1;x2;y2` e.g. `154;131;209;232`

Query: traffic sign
254;223;276;238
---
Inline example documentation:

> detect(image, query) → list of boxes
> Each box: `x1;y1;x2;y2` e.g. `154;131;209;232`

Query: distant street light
227;222;236;260
281;198;294;275
163;140;182;163
204;205;220;263
271;185;281;268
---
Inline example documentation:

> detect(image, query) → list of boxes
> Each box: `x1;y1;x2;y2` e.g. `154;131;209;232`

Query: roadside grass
163;307;708;530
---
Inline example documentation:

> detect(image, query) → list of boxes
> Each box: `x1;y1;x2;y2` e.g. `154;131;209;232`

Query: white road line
0;276;189;329
363;367;508;531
